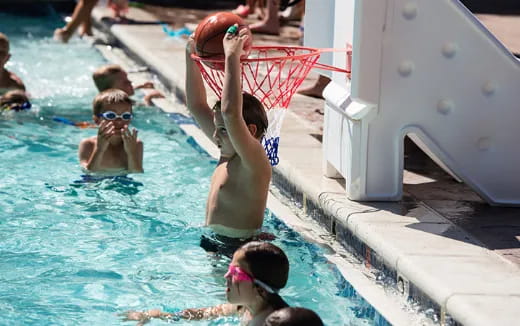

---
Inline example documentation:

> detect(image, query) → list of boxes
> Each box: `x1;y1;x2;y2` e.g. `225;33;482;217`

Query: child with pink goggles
224;264;279;294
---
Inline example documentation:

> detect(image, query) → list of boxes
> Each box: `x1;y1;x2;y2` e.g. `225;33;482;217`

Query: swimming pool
0;11;389;325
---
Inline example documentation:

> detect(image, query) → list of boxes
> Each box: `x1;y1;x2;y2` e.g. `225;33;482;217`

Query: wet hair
92;64;125;92
214;92;268;139
92;89;132;115
263;307;324;326
240;241;289;310
0;89;28;107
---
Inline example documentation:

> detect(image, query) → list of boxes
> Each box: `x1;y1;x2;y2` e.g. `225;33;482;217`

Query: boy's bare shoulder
243;142;271;174
235;149;271;182
78;137;97;164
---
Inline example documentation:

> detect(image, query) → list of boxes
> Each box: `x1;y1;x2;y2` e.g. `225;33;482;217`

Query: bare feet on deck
249;0;280;35
297;75;331;99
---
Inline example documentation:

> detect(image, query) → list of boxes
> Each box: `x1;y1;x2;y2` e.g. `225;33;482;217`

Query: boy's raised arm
185;37;215;141
221;26;269;170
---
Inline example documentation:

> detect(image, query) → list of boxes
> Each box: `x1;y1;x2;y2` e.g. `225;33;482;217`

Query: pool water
0;11;389;326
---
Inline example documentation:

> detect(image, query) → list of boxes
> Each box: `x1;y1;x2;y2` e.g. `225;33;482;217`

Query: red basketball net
192;46;347;165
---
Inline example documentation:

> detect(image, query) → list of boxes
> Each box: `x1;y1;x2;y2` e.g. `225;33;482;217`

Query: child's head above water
79;88;142;173
0;89;30;111
92;89;133;140
225;241;289;309
92;64;134;96
263;307;324;326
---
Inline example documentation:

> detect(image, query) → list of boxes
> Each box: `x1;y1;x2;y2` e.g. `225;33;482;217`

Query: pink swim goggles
224;265;254;282
224;265;278;294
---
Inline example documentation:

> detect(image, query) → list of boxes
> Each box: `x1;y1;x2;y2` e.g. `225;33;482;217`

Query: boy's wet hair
214;93;268;139
240;241;289;310
264;307;324;326
0;89;28;107
92;89;132;115
92;64;125;92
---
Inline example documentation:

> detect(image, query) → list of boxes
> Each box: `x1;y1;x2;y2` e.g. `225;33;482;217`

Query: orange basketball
194;12;252;70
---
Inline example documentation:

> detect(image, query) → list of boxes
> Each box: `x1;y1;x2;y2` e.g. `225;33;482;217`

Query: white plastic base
319;0;520;206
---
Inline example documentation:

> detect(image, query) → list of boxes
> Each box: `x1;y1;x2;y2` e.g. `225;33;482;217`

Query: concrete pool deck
88;4;520;326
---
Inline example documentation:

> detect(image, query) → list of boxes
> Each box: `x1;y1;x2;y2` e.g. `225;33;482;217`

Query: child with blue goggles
78;89;143;174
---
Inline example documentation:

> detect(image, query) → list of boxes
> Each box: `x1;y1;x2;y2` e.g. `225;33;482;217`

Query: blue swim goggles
96;111;133;121
1;101;32;112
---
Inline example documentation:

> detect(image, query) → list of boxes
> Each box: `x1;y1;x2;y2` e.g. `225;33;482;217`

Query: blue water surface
0;12;388;326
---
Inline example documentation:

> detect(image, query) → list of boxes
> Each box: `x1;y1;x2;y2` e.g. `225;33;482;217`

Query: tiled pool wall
333;267;392;326
272;168;462;326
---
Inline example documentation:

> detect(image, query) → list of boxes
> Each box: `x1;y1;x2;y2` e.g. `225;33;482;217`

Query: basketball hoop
192;45;350;166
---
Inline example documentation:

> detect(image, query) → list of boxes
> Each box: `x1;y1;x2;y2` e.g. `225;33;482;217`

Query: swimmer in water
92;64;164;106
124;242;290;326
185;26;272;255
78;89;143;173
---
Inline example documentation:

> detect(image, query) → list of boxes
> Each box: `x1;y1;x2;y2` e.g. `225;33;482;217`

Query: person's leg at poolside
79;12;94;38
253;0;267;19
54;0;98;43
249;0;280;35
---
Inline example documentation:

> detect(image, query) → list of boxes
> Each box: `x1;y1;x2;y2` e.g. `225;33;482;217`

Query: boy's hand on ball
223;24;250;59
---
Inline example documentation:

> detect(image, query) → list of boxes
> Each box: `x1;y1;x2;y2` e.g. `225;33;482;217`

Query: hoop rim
191;45;351;73
191;45;322;63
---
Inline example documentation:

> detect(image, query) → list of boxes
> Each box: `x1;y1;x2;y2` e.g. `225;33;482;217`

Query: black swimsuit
199;233;253;257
